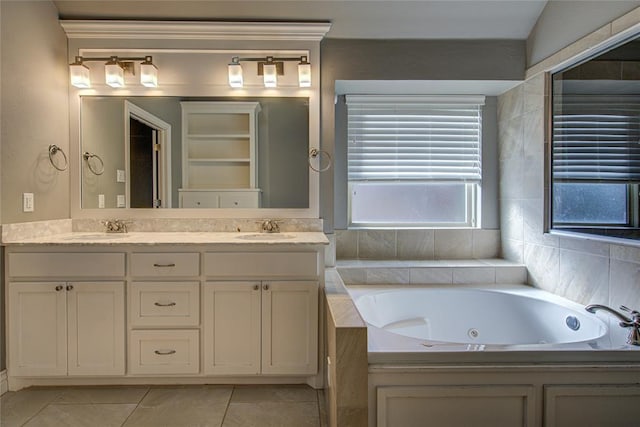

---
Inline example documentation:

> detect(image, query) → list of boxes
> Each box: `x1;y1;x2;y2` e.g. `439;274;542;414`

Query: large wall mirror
550;34;640;241
81;96;309;210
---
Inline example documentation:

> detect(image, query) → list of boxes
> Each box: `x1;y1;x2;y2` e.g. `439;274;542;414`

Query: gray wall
321;39;525;232
1;0;69;224
527;0;640;67
0;0;69;372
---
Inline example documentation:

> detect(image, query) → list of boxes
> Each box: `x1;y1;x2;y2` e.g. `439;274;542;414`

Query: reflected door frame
124;101;172;208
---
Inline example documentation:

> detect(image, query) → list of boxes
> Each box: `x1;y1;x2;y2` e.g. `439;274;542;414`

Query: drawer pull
154;349;176;355
153;263;176;267
154;301;177;307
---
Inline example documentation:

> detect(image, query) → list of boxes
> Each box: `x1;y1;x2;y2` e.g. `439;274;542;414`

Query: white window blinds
553;94;640;182
346;95;484;182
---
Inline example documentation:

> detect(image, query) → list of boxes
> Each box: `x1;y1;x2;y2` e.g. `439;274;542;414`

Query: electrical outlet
23;193;34;212
98;194;105;209
116;169;126;183
117;195;126;208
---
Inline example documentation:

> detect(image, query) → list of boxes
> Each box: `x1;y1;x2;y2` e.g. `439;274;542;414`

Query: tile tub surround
324;269;368;427
498;74;640;308
335;229;500;260
0;384;326;427
336;259;527;285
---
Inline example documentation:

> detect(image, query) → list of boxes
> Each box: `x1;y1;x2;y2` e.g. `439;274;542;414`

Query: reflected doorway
124;101;172;208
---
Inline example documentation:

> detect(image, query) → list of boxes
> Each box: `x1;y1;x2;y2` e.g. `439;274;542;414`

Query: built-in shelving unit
179;101;261;207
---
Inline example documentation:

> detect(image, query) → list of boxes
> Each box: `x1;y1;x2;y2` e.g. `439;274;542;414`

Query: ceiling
53;0;548;40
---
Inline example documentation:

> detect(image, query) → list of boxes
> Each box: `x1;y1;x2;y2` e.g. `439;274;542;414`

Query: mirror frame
64;20;329;220
545;25;640;244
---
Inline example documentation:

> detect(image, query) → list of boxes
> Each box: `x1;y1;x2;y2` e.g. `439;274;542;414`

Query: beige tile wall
498;76;640;309
335;229;500;260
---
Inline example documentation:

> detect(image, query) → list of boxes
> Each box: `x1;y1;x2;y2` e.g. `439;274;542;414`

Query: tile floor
0;384;327;427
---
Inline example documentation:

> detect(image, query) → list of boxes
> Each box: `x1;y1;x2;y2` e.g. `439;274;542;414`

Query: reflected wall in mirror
551;36;640;240
81;96;309;209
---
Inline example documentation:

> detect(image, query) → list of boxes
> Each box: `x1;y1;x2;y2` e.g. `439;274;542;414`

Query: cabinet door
9;282;67;376
67;282;125;375
203;281;261;375
262;281;318;375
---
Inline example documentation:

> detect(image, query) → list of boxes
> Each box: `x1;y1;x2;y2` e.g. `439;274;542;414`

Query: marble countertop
3;231;329;246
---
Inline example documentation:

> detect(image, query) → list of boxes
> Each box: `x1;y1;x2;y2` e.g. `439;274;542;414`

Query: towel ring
83;152;105;175
48;145;68;171
308;148;332;173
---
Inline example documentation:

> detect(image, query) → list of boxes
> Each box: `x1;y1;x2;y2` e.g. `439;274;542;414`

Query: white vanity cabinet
7;251;126;378
4;240;326;390
8;281;125;377
128;252;201;375
203;280;318;376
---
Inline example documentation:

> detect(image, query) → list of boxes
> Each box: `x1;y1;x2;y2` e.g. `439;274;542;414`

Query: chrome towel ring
48;144;68;171
308;148;332;172
83;152;105;175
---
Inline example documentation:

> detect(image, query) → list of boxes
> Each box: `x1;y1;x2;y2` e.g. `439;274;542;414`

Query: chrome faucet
585;304;640;346
260;219;280;233
103;219;128;233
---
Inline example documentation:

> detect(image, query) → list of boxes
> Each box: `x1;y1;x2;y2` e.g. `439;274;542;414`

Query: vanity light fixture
228;57;244;88
262;57;278;88
104;56;125;88
68;55;158;88
298;56;311;88
69;56;91;88
139;56;158;88
228;55;311;88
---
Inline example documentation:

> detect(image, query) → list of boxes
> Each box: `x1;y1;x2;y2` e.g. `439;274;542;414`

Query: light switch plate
116;169;126;183
98;194;105;209
23;193;34;212
117;195;125;208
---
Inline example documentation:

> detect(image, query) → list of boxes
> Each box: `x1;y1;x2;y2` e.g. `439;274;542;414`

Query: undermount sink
236;233;295;241
62;233;128;240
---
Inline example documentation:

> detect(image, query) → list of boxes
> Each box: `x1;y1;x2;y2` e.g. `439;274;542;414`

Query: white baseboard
1;370;8;396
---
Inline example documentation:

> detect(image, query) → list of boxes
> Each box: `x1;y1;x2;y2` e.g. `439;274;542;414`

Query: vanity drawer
131;253;199;277
219;192;260;208
130;282;200;327
8;252;125;278
129;330;199;375
204;252;318;278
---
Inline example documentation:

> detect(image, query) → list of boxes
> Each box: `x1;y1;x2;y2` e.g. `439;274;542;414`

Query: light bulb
298;61;311;88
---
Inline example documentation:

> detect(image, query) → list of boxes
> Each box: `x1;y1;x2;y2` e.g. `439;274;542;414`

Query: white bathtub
348;284;638;363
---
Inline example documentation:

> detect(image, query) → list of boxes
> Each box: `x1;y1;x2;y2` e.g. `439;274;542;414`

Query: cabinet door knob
154;349;176;355
55;285;64;291
263;283;270;291
253;284;259;291
66;285;74;291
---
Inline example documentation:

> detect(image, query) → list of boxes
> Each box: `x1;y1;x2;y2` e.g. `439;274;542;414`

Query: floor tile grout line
17;390;63;427
219;385;235;427
118;386;151;427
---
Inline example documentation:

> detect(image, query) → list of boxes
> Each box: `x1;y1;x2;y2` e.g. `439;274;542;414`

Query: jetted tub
348;284;638;363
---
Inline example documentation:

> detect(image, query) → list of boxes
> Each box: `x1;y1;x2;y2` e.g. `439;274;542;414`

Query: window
346;95;483;228
551;88;640;233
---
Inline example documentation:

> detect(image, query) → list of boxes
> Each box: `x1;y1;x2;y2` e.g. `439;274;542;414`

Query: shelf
187;134;251;139
188;158;251;164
